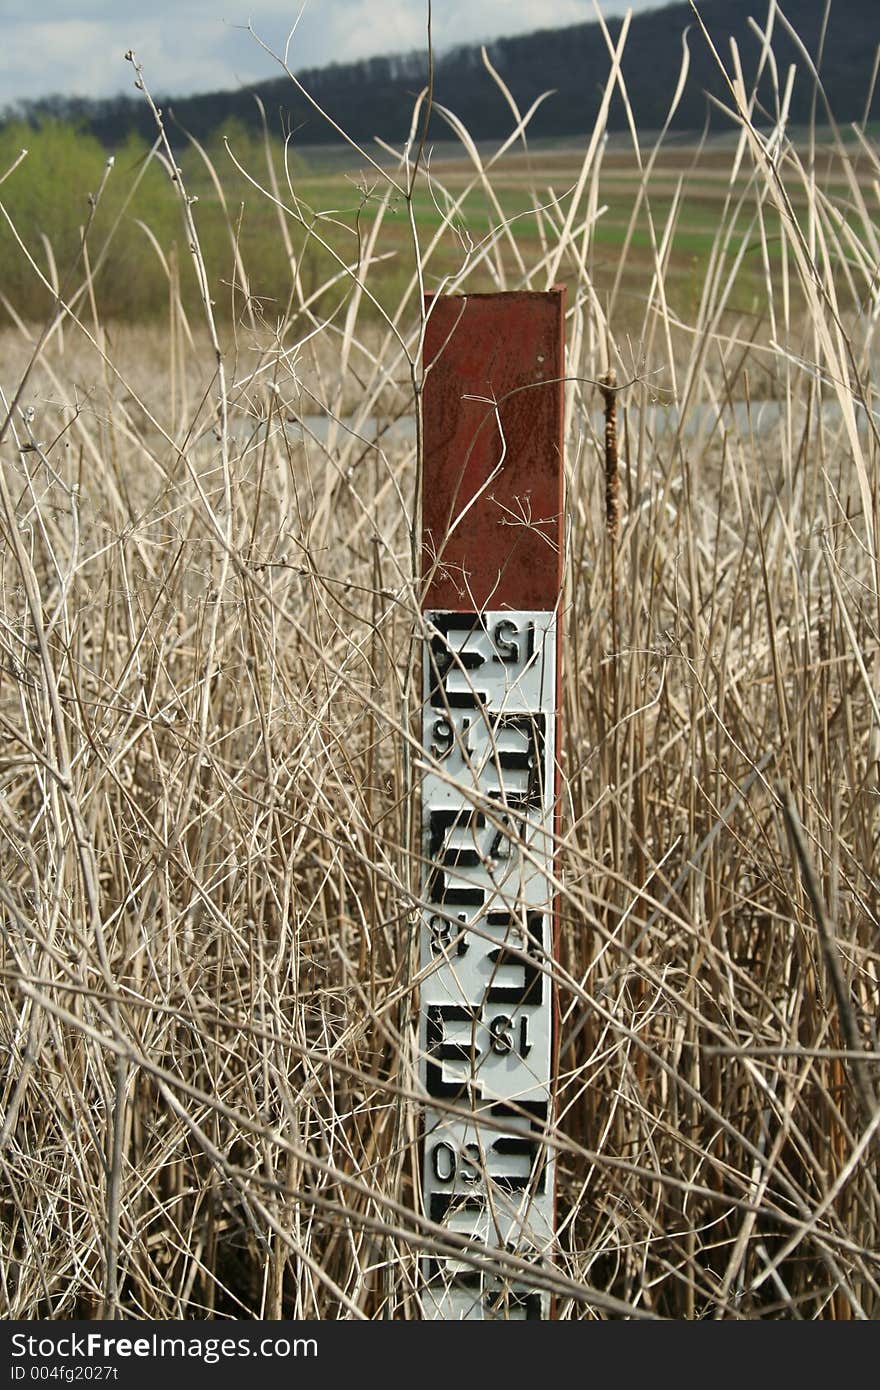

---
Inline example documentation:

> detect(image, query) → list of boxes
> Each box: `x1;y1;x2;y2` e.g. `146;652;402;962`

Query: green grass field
3;117;872;331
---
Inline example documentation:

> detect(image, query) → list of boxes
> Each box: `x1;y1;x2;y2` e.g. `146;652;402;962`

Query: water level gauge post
419;289;565;1321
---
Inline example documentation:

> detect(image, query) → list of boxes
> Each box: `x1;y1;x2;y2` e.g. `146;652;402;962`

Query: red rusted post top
421;289;566;612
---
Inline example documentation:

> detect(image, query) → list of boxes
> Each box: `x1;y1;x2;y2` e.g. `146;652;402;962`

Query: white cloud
1;13;274;103
1;1;654;105
251;1;630;67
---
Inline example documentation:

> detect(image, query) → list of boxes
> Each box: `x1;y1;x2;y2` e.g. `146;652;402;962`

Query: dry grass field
1;23;880;1318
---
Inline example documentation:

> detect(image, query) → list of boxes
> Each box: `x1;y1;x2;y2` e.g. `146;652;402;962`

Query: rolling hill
5;0;879;149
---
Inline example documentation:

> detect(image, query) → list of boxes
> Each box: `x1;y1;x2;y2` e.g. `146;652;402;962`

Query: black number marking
433;685;484;712
484;910;545;1007
429;1190;486;1223
427;1139;484;1191
425;869;485;909
425;808;486;905
425;1004;483;1100
487;713;547;808
489;1099;549;1125
428;807;485;867
491;618;536;668
426;1004;479;1064
430;1141;456;1183
428;912;469;958
430;716;474;761
490;1133;547;1195
488;811;521;860
459;1141;482;1184
488;1013;531;1058
488;1014;514;1055
492;618;520;664
428;616;487;710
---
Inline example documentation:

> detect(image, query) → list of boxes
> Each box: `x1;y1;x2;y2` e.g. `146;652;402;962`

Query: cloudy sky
2;1;666;105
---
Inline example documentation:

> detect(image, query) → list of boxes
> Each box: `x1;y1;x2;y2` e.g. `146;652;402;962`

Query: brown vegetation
1;16;879;1318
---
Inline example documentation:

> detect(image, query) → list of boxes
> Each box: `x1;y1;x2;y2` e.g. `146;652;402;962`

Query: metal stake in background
419;290;565;1319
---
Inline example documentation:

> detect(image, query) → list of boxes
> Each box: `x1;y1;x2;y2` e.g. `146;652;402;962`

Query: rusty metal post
418;289;565;1319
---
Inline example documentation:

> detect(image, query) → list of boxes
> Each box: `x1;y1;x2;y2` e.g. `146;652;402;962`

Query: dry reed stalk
0;8;879;1321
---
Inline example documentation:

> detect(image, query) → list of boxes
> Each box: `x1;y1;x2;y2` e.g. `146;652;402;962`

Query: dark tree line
4;0;878;152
